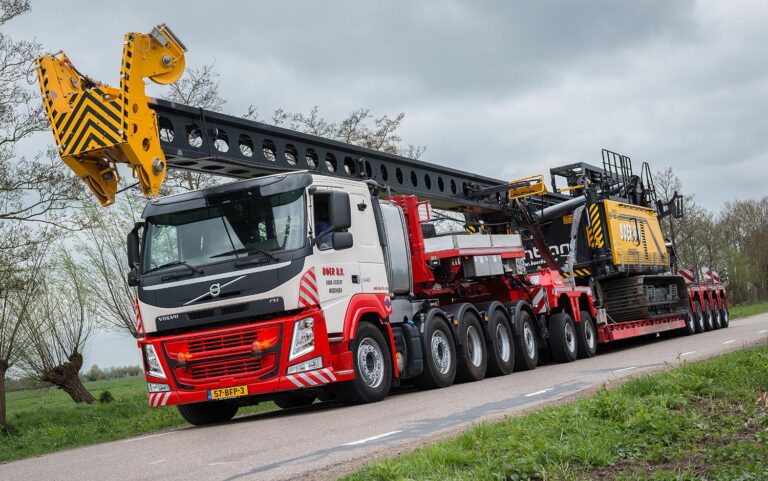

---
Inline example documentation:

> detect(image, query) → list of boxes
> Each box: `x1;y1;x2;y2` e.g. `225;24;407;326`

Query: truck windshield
142;188;306;273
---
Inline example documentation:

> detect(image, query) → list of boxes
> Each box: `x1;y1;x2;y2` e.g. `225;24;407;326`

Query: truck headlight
289;317;315;361
143;344;167;379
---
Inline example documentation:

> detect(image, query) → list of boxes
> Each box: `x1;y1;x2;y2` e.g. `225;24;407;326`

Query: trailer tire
720;307;729;328
703;305;714;331
334;322;392;405
548;312;577;363
693;303;705;333
576;311;597;359
711;304;722;330
177;401;238;426
415;316;457;389
274;392;316;409
682;308;697;336
486;310;515;376
514;310;539;371
456;312;488;383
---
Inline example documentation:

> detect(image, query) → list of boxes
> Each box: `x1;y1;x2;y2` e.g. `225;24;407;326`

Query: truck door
311;189;362;335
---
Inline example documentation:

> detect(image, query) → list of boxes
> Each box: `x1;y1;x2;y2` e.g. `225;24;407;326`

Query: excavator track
600;275;689;323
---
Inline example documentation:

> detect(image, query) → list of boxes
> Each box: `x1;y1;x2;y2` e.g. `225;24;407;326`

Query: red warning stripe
298;268;319;307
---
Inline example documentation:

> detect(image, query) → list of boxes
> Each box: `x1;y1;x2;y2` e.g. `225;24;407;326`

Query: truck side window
314;193;332;251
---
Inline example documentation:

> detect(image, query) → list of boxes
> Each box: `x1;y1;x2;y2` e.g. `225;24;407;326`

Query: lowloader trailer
36;24;728;424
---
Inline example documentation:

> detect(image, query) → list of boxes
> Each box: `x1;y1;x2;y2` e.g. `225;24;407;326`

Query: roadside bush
98;390;114;404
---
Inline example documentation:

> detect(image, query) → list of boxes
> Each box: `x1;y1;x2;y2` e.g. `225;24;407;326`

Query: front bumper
139;308;353;407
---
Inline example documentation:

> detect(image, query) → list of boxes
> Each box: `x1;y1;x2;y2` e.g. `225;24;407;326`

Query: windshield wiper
211;246;278;263
144;260;203;276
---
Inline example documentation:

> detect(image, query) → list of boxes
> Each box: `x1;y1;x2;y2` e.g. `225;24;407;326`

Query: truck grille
177;354;277;385
187;331;258;354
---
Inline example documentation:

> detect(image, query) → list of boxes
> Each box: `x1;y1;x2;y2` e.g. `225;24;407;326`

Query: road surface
3;313;767;481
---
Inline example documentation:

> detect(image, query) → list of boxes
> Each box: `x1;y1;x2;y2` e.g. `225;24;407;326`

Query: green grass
1;376;274;463
343;344;768;481
730;299;768;320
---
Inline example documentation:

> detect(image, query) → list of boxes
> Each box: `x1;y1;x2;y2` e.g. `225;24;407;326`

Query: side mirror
331;232;353;250
328;191;351;230
127;268;139;287
127;221;143;271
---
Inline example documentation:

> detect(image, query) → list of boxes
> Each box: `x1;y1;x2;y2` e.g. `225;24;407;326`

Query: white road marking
613;366;637;373
208;462;231;466
121;432;171;443
149;459;166;465
524;388;553;397
343;430;402;446
758;330;768;334
680;351;696;357
723;340;736;344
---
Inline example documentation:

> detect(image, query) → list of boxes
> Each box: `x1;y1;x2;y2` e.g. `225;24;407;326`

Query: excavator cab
36;24;186;206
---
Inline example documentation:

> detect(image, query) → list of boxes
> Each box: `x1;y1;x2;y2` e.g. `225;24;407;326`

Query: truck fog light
148;382;170;393
289;317;315;360
143;344;167;379
287;356;323;374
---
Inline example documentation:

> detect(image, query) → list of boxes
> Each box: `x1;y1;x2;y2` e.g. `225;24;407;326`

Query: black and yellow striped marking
55;88;123;156
562;268;592;278
586;203;605;248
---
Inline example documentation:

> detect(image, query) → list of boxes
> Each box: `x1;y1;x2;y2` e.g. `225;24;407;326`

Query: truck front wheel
334;322;392;405
177;401;238;426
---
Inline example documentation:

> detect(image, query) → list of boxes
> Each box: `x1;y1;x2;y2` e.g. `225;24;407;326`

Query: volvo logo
183;275;246;306
209;283;221;297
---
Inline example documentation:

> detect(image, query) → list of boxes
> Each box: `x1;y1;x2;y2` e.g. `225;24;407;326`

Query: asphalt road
3;313;768;481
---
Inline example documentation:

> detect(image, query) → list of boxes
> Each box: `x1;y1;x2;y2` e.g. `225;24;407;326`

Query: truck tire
576;311;597;359
334;322;392;405
703;305;714;331
273;392;316;409
415;316;457;389
548;312;577;363
514;310;539;371
682;308;697;335
693;303;705;333
711;304;722;330
456;312;488;382
486;310;515;376
720;306;729;328
177;401;238;426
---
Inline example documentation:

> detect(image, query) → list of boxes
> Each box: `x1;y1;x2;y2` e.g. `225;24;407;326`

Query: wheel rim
687;312;695;331
357;338;384;388
431;330;452;375
564;321;576;353
523;323;536;359
466;325;483;367
585;320;596;350
495;322;512;362
723;310;729;325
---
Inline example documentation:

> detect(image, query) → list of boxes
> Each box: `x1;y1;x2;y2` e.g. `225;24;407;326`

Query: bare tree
22;251;96;403
0;233;50;425
161;63;226;193
81;192;144;338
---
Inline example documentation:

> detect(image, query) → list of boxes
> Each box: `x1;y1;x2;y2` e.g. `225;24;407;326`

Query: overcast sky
6;1;767;367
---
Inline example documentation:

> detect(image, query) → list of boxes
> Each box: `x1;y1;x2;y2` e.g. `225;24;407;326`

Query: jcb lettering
619;223;638;242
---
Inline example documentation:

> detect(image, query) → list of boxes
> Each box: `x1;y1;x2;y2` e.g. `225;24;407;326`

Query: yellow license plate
207;385;248;401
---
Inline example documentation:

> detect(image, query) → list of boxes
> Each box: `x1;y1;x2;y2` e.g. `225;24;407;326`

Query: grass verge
343;343;768;481
731;299;768;319
1;376;273;463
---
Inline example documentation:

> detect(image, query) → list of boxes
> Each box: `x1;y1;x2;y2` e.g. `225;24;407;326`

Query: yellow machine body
599;199;669;269
36;24;186;206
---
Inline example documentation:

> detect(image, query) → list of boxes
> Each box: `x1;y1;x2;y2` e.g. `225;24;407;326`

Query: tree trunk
0;360;7;427
41;352;95;404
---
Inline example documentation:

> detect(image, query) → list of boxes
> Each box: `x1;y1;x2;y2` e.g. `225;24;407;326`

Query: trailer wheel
487;310;515;376
334;322;392;405
711;305;722;330
720;307;729;328
693;303;705;333
682;308;697;335
274;392;316;409
456;312;488;382
702;305;714;331
548;312;577;363
177;401;238;426
576;311;597;359
514;310;539;371
415;316;457;389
